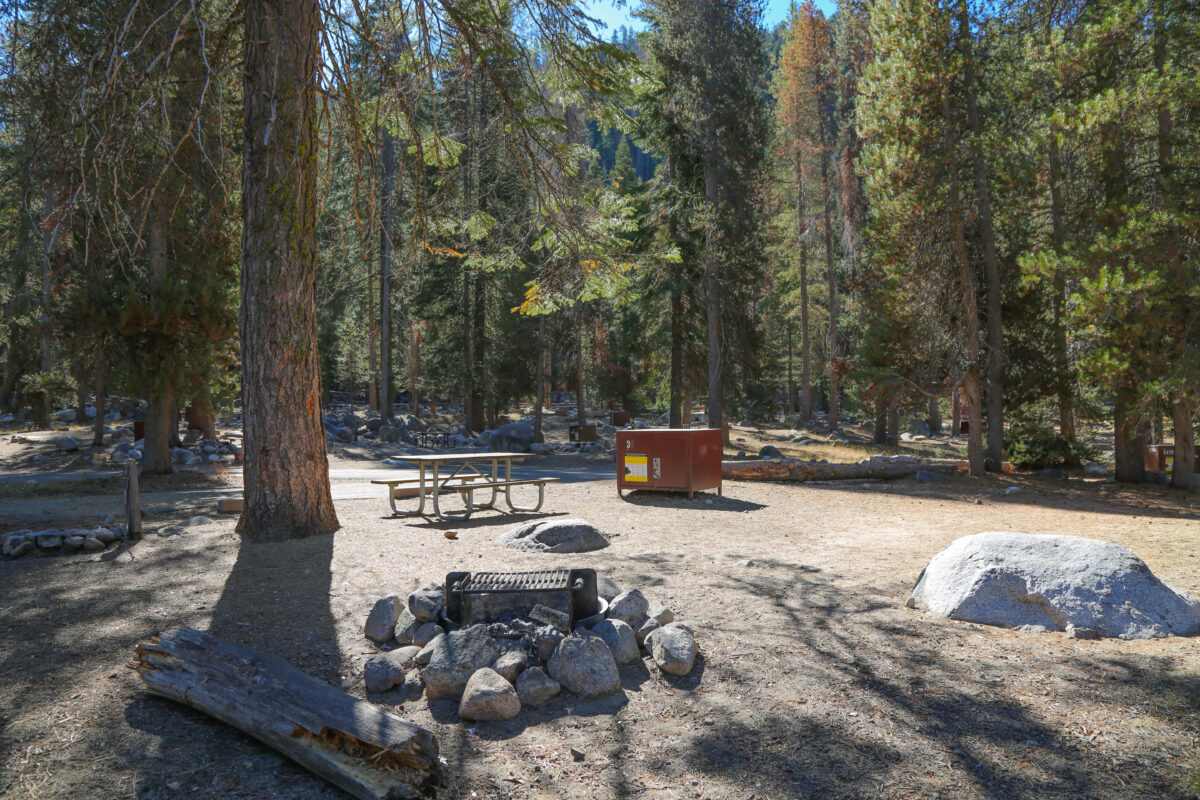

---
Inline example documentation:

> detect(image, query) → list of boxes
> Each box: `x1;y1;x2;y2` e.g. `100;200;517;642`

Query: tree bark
797;153;812;424
1047;131;1073;442
379;130;394;420
952;386;961;436
469;276;486;432
886;392;899;444
575;305;586;429
927;395;942;437
92;345;106;447
1113;385;1145;483
1170;393;1194;491
143;213;173;475
533;316;545;443
703;117;722;433
238;0;338;539
873;391;887;444
960;1;1004;470
786;322;794;419
819;136;838;432
185;401;217;440
669;285;683;428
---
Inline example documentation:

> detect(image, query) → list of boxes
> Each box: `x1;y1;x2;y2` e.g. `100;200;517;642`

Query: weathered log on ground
722;458;961;482
134;627;439;799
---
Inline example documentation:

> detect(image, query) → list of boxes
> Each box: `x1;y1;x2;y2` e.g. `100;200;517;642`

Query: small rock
414;634;444;667
412;621;443;647
82;536;106;552
364;651;407;692
156;526;186;537
35;532;63;549
1065;624;1100;640
646;600;674;625
400;668;425;700
646;624;698;676
547;635;621;698
408;585;444;623
1083;462;1108;477
178;516;214;527
515;666;560;706
1037;468;1070;480
535;626;564;663
758;445;785;460
393;608;422;645
63;535;85;550
1004;486;1022;495
589;619;639;664
458;668;521;721
365;595;405;643
597;577;622;602
388;645;423;670
492;650;528;684
570;747;586;762
422;625;500;700
10;541;37;558
54;436;80;452
607;588;649;627
735;559;755;567
635;618;661;647
93;528;118;544
915;469;943;483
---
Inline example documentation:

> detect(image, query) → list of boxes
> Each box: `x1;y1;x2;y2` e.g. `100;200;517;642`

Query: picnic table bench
371;452;559;521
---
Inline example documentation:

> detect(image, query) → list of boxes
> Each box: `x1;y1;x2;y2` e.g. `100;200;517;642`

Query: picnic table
371;452;559;521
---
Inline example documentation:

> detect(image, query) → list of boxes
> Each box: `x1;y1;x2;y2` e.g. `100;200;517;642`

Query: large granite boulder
458;668;521;721
490;421;534;453
909;532;1200;639
495;518;610;554
547;635;620;698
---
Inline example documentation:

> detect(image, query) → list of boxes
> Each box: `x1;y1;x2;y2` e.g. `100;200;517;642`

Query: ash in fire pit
362;573;696;722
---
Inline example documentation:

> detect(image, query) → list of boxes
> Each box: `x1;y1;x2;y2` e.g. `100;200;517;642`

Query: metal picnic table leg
470;457;499;510
431;462;473;521
388;463;428;517
503;457;546;512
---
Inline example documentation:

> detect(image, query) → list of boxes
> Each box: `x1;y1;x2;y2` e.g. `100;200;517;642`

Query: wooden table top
394;452;535;464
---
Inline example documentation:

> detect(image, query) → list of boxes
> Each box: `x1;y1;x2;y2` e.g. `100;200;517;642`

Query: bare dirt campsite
3;420;1200;800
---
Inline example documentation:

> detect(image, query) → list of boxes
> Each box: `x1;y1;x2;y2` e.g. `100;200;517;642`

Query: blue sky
583;0;839;33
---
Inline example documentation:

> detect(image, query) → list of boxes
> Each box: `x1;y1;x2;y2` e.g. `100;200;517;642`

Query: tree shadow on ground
125;531;345;799
670;559;1200;800
618;491;766;512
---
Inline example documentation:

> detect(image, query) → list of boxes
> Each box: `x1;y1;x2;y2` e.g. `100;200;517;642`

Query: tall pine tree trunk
469;276;486;432
575;305;586;430
669;285;683;429
798;156;812;424
143;213;173;475
873;392;887;444
1113;385;1145;484
238;0;338;539
819;140;838;432
927;395;942;437
380;130;394;420
1171;393;1195;491
703;118;722;433
1047;132;1074;442
92;345;106;447
961;1;1004;469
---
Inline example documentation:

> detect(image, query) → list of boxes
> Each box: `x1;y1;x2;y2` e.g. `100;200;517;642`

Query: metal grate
460;570;572;593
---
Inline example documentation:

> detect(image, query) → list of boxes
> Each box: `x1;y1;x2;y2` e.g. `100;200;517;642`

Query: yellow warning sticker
624;453;648;482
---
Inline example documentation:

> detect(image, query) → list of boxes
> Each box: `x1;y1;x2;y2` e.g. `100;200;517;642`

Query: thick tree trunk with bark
819;146;839;432
887;393;899;444
960;1;1005;470
238;0;338;540
380;131;394;420
575;306;586;429
1047;132;1074;442
185;401;217;440
797;155;812;424
469;277;486;432
143;215;173;475
873;392;888;444
669;286;683;428
703;119;722;433
1171;394;1194;491
927;395;942;437
952;386;962;436
1113;387;1145;483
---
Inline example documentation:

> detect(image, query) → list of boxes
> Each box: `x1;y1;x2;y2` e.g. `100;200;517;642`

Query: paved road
0;460;613;525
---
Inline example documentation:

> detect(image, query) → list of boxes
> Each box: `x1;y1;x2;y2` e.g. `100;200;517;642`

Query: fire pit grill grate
460;569;572;593
444;568;600;628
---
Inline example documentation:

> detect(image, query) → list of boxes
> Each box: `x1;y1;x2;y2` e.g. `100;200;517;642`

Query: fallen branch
722;457;961;482
134;627;439;799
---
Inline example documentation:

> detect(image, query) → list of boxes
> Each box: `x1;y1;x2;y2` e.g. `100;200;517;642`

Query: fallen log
722;457;961;482
134;627;439;800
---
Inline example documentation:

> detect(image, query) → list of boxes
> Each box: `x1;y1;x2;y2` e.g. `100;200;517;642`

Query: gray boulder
515;666;560;706
589;619;639;665
915;469;944;483
492;650;528;684
10;541;37;558
421;625;500;699
81;536;106;552
364;651;407;692
365;596;405;643
407;585;444;623
647;600;675;625
534;626;564;663
379;426;404;444
597;577;622;602
491;421;534;453
758;445;785;460
334;427;354;442
63;535;85;550
54;436;80;452
389;645;423;670
495;518;610;553
634;618;661;647
3;531;33;557
909;532;1200;639
414;634;444;667
412;622;443;647
1084;462;1108;477
607;588;649;627
403;415;427;433
547;635;620;698
35;531;63;549
646;624;698;676
458;668;521;721
392;608;422;645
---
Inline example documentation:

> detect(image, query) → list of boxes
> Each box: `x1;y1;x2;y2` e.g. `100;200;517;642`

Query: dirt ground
3;424;1200;800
